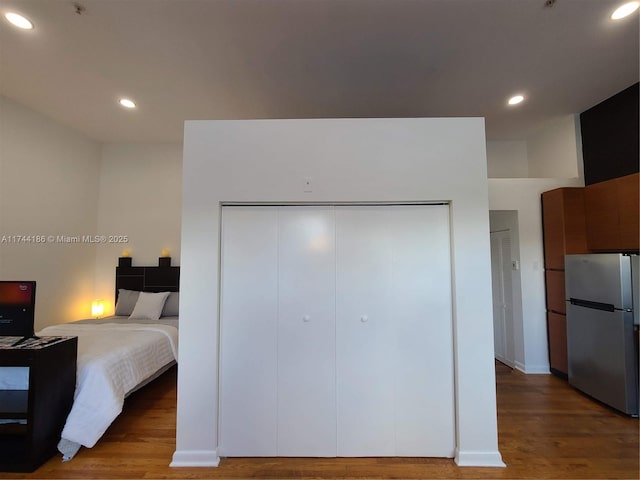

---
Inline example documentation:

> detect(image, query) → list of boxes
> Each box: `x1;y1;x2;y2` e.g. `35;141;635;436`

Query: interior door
335;205;455;457
219;207;279;456
490;230;515;367
276;207;337;456
388;205;454;456
335;207;395;455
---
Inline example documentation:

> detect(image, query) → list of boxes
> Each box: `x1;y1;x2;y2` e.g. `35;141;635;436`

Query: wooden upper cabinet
616;173;640;250
585;173;639;252
542;188;589;270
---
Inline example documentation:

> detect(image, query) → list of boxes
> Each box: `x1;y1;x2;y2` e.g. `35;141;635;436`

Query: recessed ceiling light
4;12;34;30
119;98;136;109
508;95;525;106
611;1;639;19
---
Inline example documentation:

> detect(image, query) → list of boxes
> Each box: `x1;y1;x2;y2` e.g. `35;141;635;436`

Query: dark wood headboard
115;265;180;302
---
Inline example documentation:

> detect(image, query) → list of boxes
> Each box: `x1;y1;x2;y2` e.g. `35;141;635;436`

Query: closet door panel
390;205;455;456
219;207;279;456
335;207;395;456
277;207;337;456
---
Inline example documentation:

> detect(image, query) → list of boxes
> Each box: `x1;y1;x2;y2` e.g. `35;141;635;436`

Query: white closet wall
219;204;455;457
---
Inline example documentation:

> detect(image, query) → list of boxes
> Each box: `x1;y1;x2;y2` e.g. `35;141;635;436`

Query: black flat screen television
0;281;36;336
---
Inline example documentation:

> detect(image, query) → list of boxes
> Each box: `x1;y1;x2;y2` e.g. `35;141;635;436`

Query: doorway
489;210;523;369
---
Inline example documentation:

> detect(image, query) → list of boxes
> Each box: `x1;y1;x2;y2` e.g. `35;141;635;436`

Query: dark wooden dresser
0;336;77;472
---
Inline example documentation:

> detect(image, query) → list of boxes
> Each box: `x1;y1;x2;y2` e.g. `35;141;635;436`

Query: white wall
0;96;101;329
527;115;581;178
175;118;504;468
0;96;183;323
94;144;182;312
486;141;528;178
488;178;583;373
486;116;582;180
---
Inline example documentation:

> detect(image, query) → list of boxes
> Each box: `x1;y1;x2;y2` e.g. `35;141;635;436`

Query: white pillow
129;291;170;320
161;292;179;317
115;289;140;316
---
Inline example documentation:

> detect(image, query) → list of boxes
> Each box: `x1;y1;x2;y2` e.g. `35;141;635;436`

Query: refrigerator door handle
569;298;615;312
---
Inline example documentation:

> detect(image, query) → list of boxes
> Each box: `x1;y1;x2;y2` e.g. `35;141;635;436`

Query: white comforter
37;322;178;450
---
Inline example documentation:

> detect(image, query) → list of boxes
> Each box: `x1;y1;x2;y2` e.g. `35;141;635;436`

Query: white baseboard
170;449;220;467
514;361;550;374
495;354;514;368
170;448;505;468
454;448;506;467
514;361;527;372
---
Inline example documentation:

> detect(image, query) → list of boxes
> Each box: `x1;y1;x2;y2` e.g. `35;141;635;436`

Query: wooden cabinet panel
542;188;588;270
545;270;566;314
617;173;639;250
563;189;589;255
585;173;639;251
585;180;620;250
542;187;587;379
547;312;568;376
542;190;566;270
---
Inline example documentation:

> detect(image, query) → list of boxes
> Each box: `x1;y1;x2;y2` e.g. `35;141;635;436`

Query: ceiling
0;0;638;144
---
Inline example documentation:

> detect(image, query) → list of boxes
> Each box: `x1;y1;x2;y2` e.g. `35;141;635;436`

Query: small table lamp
91;300;105;318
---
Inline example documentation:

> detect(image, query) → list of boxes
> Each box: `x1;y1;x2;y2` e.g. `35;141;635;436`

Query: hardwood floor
1;362;638;479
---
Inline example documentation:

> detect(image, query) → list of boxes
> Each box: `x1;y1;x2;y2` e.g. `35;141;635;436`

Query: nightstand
0;336;77;472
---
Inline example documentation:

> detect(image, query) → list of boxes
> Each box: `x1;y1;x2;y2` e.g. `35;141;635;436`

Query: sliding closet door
220;204;455;458
219;207;279;456
277;207;336;456
335;205;455;457
389;205;454;456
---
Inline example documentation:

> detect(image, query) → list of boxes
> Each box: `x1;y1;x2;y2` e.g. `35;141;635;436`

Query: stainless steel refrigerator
565;253;639;416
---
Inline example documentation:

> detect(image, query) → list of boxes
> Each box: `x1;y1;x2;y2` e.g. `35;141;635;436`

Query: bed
36;263;180;460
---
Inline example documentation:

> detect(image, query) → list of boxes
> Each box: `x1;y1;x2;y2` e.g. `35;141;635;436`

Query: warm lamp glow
121;250;130;257
161;249;170;257
91;300;105;318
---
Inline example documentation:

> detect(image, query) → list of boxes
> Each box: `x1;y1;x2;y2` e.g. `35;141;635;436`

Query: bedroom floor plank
1;363;638;479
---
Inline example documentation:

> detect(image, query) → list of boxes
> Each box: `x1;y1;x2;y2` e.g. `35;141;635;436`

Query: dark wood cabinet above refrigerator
584;173;640;252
